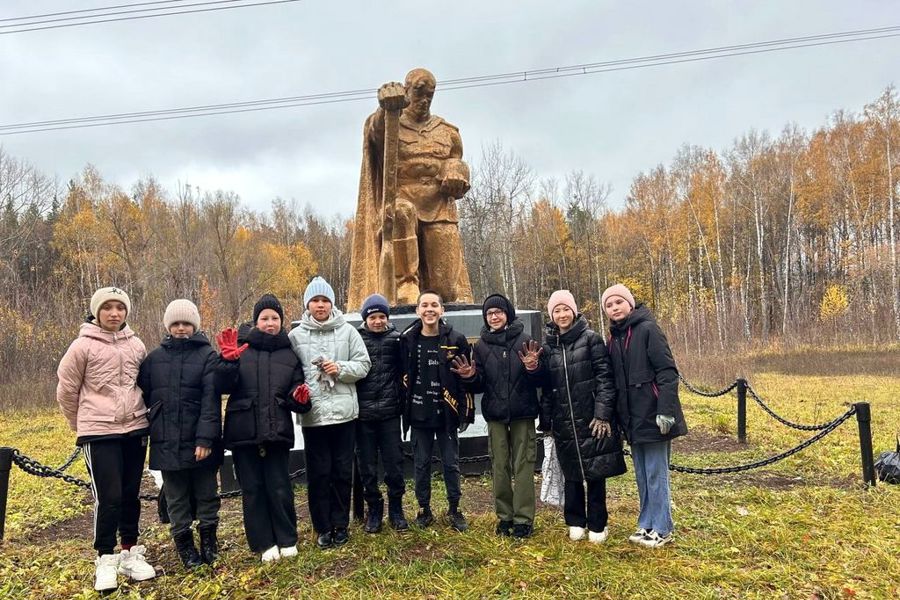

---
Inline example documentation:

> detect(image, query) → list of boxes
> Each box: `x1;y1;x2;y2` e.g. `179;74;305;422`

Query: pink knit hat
601;284;635;309
547;289;578;316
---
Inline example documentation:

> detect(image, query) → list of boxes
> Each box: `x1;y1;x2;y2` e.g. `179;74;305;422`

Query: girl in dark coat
139;300;222;569
215;294;310;562
602;284;687;548
524;290;626;543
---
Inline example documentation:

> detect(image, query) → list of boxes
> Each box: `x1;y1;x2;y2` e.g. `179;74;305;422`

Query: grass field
0;371;898;599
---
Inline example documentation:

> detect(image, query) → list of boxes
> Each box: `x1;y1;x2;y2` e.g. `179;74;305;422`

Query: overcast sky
1;1;898;217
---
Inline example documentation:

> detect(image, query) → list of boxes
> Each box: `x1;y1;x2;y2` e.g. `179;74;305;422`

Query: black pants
411;426;461;509
82;436;147;556
232;444;297;552
302;421;356;534
161;465;220;536
356;417;405;506
563;478;608;532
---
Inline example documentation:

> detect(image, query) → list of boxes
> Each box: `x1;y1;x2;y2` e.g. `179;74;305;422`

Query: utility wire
0;0;301;34
1;26;897;136
0;0;185;22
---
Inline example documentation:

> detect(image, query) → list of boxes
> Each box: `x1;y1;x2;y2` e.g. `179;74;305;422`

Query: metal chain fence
678;373;739;397
745;383;841;431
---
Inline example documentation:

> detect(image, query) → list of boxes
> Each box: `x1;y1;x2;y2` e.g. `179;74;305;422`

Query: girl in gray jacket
288;276;371;549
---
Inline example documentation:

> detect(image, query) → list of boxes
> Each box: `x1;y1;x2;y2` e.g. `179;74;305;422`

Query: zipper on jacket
561;344;587;482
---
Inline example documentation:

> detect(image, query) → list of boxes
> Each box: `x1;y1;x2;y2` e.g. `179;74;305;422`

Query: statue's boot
393;236;420;305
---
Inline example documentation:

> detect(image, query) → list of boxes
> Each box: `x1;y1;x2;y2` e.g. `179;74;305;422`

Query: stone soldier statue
348;68;474;309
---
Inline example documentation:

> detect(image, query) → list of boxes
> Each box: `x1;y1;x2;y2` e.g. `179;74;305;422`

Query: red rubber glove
292;383;311;405
216;327;248;361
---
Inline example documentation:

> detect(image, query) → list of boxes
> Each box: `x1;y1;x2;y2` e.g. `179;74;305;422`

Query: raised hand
216;327;249;361
590;418;612;439
378;82;409;112
450;354;476;379
517;340;543;371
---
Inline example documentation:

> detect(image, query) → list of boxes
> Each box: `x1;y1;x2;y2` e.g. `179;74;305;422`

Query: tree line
0;85;897;400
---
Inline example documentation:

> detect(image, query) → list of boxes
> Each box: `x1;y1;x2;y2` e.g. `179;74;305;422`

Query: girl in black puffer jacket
603;284;686;549
214;294;309;563
525;290;626;543
139;299;222;569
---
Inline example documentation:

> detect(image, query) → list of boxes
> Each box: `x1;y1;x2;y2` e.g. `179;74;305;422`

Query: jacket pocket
148;402;164;442
180;397;201;441
629;369;655;387
224;395;256;444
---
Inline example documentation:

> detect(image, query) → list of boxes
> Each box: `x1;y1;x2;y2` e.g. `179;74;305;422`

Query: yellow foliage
819;284;850;321
258;242;318;303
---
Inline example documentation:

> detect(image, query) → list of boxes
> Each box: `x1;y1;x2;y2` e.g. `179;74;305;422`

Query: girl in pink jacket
56;286;157;592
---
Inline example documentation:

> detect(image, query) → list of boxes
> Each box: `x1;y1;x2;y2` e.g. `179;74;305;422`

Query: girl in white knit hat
138;299;223;569
57;286;157;592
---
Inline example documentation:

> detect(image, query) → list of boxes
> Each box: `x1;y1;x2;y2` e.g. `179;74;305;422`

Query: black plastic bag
874;436;900;484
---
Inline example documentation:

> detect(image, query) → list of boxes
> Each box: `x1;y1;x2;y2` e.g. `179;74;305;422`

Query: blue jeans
630;440;674;536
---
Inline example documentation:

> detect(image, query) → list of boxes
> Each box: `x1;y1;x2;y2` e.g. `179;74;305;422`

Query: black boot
173;530;203;569
365;499;384;534
388;498;409;531
198;524;219;565
447;505;468;533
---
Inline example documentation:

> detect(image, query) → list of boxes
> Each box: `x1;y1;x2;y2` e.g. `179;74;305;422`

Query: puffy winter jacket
57;322;148;440
608;304;687;444
464;319;540;423
216;325;307;449
288;309;371;428
401;319;475;430
356;323;404;421
138;332;223;470
534;315;626;482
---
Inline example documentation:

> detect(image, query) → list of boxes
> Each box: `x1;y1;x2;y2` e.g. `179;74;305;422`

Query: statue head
404;68;436;123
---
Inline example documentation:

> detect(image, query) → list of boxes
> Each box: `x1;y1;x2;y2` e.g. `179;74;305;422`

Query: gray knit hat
163;299;201;331
304;276;335;308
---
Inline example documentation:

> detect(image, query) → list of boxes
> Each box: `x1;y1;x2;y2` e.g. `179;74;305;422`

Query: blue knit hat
304;276;335;308
361;293;390;319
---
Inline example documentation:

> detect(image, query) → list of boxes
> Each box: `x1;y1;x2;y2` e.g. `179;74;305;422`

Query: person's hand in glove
458;422;469;434
590;418;612;439
292;383;311;406
656;415;676;435
216;327;248;361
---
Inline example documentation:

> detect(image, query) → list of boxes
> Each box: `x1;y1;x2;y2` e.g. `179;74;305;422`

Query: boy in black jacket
355;293;408;532
138;299;222;569
453;294;540;538
401;290;475;532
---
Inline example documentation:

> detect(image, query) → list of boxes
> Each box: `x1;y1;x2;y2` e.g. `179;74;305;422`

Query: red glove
292;383;311;405
216;327;248;361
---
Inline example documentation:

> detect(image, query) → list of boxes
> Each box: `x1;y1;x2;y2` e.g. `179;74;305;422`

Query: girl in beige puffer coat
56;286;156;592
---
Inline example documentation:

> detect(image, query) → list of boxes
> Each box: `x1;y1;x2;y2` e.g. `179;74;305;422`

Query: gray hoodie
288;308;371;427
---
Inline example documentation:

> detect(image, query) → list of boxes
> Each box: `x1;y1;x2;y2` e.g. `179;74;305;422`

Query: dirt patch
673;429;751;454
20;494;94;545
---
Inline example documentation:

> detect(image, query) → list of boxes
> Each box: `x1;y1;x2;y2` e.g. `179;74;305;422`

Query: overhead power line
0;0;301;34
1;25;898;136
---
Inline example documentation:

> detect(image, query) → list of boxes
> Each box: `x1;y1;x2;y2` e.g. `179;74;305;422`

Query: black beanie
482;294;516;327
253;293;284;324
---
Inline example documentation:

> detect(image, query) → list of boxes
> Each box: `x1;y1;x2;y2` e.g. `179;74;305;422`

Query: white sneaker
94;554;119;591
588;527;609;544
261;545;280;562
628;528;650;544
117;545;156;581
639;530;673;548
279;545;298;558
568;526;586;541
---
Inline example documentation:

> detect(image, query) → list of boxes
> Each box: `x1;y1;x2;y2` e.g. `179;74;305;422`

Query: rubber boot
173;530;203;569
198;524;219;565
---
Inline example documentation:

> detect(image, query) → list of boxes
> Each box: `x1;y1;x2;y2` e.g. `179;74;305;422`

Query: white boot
94;554;119;591
588;527;609;544
568;526;586;541
118;545;156;581
261;545;280;562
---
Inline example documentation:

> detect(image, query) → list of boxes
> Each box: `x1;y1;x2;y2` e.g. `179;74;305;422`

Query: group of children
57;279;686;592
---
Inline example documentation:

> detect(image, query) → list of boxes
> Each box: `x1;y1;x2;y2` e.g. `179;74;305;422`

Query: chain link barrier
54;448;81;472
669;404;857;474
745;383;838;431
678;373;739;397
11;449;91;490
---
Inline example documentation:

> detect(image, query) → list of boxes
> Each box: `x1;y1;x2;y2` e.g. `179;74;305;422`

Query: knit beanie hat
547;289;578;317
304;276;335;308
601;284;636;310
163;299;201;331
361;293;390;319
482;293;516;327
90;286;132;322
253;293;284;323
